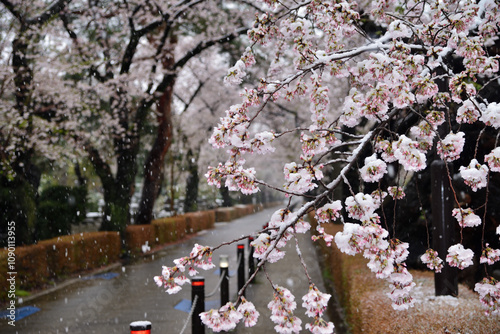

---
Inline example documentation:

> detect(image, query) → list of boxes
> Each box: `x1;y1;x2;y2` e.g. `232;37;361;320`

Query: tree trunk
184;149;199;212
88;144;136;233
135;80;174;224
100;184;133;233
220;186;233;207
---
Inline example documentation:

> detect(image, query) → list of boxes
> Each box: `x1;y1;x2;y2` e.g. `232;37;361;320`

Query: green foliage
35;185;88;241
0;177;36;246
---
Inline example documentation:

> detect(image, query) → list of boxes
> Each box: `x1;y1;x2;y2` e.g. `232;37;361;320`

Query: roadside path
0;206;331;334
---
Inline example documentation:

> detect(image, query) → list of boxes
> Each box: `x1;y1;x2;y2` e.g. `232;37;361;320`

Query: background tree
0;0;75;245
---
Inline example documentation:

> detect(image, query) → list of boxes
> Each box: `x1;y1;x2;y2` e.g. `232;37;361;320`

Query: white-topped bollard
130;320;152;334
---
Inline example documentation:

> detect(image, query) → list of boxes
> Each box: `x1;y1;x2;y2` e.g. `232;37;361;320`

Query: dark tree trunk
184;149;199;212
220;186;233;207
135;80;174;224
88;144;136;233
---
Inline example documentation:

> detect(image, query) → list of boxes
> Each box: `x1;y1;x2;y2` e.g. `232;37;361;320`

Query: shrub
125;225;155;255
215;207;236;222
152;218;179;244
16;244;50;291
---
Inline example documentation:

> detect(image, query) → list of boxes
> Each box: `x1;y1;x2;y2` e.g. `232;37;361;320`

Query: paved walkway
0;206;332;333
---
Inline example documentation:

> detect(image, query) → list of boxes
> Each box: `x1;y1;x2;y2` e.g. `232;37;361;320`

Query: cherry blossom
200;302;243;332
459;159;489;192
153;266;190;294
302;285;335;334
437;132;466;162
344;193;380;222
284;162;324;194
315;201;342;223
485;147;500;172
388;186;405;200
268;286;302;333
393;135;427;172
420;249;444;273
480;103;500;128
360;154;388;183
452;208;482;228
302;285;331;318
474;277;500;315
151;0;500;326
456;99;481;124
235;297;260;327
480;244;500;266
446;244;474;270
334;223;364;256
387;264;416;310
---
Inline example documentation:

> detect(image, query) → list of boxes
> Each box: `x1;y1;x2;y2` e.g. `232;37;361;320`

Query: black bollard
220;255;229;306
130;321;151;334
431;160;458;296
192;277;205;334
237;244;245;296
248;236;255;281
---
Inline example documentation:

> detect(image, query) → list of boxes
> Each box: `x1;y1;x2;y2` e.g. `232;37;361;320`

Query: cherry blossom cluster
200;302;242;332
268;285;302;333
154;244;215;294
480;244;500;266
302;285;335;333
200;299;261;332
206;159;259;195
420;249;444;273
360;154;387;183
252;209;311;263
452;208;482;228
446;244;474;270
387;186;405;200
284;162;324;194
334;199;415;310
459;159;489;192
335;220;415;310
437;132;466;162
311;201;342;246
474;277;500;316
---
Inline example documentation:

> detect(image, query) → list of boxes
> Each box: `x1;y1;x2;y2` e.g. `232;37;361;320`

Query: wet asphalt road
0;206;332;334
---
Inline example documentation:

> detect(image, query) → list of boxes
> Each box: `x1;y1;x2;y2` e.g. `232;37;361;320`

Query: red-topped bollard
248;236;255;281
237;244;245;296
192;276;205;334
130;321;151;334
220;255;229;306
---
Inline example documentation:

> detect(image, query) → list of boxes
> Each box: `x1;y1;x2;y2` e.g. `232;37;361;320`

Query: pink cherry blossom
388;186;405;200
446;244;474;269
200;302;243;332
437;132;465;162
452;208;482;227
480;102;500;128
480;244;500;266
301;285;331;318
485;147;500;172
456;99;481;124
386;264;415;310
237;297;260;327
345;193;379;222
459;159;489;192
393;135;427;172
315;201;342;223
360;154;388;182
420;249;444;273
268;286;302;333
474;277;500;315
